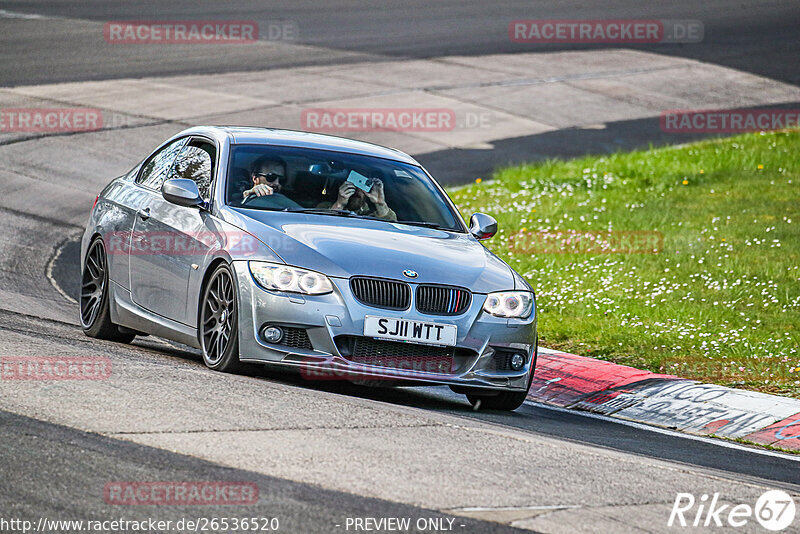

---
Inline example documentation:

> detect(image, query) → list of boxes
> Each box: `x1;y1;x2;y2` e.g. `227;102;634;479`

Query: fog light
261;325;284;344
510;353;525;371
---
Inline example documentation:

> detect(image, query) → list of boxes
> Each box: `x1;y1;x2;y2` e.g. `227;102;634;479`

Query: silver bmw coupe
80;126;537;410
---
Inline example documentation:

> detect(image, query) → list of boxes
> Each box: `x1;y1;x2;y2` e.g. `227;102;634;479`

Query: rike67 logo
669;490;796;531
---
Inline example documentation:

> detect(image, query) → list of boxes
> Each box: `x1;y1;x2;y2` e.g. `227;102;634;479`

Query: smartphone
346;170;373;193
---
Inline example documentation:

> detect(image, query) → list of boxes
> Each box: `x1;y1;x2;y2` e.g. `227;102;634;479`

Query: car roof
178;126;420;166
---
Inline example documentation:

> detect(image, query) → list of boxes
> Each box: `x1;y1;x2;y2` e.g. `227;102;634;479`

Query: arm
365;179;396;221
372;204;397;221
329;182;356;210
243;183;274;200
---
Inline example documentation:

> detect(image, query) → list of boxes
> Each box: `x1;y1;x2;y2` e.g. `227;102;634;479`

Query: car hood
232;210;515;292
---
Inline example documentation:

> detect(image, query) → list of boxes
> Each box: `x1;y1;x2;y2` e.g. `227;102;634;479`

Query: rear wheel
80;238;136;343
200;263;241;372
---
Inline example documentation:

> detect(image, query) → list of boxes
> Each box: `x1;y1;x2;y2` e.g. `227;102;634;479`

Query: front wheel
466;339;537;411
466;389;529;411
80;237;135;343
199;263;242;372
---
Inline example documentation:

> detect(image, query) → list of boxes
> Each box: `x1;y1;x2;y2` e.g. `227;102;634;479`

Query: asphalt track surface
2;1;798;184
1;305;799;532
0;0;798;86
0;409;520;534
25;249;800;489
34;254;800;492
1;2;800;533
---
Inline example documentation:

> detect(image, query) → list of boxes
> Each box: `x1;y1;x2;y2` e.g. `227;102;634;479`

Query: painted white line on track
453;505;580;512
525;399;800;462
46;237;78;305
0;9;47;19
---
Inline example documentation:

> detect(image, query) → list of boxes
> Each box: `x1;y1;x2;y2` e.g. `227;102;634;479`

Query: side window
136;138;187;190
169;140;215;202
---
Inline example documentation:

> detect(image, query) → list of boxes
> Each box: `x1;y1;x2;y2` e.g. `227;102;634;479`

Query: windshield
226;144;464;231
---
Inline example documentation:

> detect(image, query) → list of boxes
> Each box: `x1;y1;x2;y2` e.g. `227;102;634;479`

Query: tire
199;263;242;372
466;338;538;411
466;389;529;411
80;238;136;343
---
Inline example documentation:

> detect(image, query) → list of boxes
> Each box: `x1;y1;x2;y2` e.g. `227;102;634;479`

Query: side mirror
162;179;204;208
469;213;498;240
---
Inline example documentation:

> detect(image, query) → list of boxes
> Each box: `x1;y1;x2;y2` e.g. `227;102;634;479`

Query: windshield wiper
283;208;359;217
283;210;452;230
394;220;451;230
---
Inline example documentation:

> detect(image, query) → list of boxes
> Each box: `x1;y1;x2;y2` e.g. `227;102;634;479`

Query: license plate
363;316;457;346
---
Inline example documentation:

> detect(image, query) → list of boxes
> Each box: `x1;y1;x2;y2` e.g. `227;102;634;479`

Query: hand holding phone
346;170;373;193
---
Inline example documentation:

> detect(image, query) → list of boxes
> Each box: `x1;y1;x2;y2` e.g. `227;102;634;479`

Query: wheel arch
81;231;103;266
196;257;232;343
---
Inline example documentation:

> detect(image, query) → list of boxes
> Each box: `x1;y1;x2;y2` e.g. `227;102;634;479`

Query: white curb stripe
525;399;800;462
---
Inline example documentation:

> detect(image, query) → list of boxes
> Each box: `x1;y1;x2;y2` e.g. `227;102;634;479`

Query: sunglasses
255;172;284;183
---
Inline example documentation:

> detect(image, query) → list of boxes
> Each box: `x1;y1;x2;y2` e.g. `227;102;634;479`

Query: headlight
483;291;533;318
249;261;333;295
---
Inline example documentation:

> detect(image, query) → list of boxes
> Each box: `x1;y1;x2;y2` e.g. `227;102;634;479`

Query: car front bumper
233;261;537;391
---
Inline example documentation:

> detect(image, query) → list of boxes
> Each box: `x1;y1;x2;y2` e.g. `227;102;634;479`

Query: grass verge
450;130;800;398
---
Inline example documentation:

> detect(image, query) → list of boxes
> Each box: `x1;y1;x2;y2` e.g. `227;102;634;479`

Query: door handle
137;207;151;220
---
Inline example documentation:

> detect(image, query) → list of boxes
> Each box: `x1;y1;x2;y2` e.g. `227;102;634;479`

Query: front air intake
350;277;411;310
416;285;471;315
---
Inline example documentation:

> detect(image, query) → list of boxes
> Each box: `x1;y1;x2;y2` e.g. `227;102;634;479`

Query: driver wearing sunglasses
243;156;286;201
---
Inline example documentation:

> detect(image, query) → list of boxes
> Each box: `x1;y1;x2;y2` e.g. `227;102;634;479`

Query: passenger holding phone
318;173;397;221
